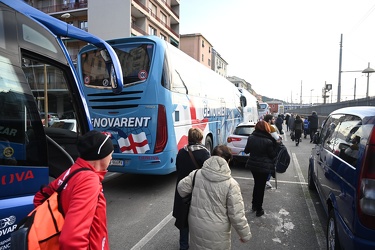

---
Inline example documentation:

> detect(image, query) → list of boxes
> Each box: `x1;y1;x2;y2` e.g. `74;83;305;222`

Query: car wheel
327;210;340;250
205;136;212;154
308;164;315;190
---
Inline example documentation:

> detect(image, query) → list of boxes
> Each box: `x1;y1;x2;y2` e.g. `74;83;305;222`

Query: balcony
33;0;88;14
131;23;148;36
132;0;179;38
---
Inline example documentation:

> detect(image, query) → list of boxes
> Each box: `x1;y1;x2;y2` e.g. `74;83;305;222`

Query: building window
161;12;167;25
79;20;88;31
160;34;166;40
202;54;204;62
149;2;157;15
208;59;211;66
149;26;157;36
202;40;205;47
209;47;211;53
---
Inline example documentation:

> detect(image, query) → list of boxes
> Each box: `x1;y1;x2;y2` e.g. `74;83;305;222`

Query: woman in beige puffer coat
178;145;252;250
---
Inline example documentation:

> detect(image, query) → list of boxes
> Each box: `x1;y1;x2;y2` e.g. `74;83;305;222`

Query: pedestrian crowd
173;112;319;249
26;112;318;249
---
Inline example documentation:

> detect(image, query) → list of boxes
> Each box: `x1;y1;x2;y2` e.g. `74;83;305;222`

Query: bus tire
205;136;213;154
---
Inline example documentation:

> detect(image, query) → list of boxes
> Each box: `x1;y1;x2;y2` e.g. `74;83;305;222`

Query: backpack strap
56;167;92;193
57;167;92;215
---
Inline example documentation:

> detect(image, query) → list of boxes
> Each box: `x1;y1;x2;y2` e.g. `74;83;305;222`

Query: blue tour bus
0;0;123;247
77;36;245;175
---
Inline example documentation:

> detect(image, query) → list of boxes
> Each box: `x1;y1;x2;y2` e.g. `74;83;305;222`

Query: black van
308;106;375;250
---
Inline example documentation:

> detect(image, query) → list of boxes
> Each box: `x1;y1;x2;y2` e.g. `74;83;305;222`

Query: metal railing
34;1;88;14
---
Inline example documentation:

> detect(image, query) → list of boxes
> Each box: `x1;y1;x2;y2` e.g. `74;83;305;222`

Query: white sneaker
266;181;272;189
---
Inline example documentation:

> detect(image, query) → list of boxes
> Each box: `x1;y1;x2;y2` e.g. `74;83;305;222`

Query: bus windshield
81;43;153;87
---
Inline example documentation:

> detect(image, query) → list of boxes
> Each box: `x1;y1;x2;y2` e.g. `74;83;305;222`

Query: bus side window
0;70;47;167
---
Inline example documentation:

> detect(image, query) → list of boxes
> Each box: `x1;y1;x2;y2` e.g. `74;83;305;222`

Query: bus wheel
205;136;212;154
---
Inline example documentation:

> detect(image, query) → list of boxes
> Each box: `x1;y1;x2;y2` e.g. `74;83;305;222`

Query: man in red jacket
34;130;114;250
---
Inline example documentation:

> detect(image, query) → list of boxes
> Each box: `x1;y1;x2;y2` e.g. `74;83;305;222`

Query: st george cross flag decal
118;132;150;154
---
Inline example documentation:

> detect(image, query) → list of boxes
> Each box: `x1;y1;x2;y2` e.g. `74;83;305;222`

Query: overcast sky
180;0;375;104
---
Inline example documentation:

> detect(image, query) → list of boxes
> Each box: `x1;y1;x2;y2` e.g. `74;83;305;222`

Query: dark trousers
179;227;189;250
310;128;317;142
295;129;302;140
251;170;269;211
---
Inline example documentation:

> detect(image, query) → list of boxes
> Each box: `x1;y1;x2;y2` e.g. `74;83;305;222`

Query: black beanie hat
78;130;114;160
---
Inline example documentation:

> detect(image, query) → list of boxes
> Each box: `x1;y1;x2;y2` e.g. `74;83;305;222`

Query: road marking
292;153;326;250
130;212;173;250
234;176;307;185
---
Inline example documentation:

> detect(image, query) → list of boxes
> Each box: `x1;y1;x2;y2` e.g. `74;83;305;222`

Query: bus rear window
259;104;268;109
81;43;153;88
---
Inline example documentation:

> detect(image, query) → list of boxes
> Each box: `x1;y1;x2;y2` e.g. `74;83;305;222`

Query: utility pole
337;34;343;103
299;80;302;108
291;91;292;104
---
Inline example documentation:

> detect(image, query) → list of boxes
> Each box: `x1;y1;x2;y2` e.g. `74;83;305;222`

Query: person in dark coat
244;121;278;217
308;111;319;143
172;128;210;250
288;114;295;133
285;114;290;131
294;115;303;146
275;114;284;134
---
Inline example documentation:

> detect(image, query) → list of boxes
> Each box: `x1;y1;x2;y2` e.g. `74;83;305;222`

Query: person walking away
263;114;282;189
173;128;210;250
33;130;114;250
308;111;319;143
303;117;310;139
288;114;295;135
275;114;284;134
285;113;290;131
294;115;303;146
244;121;278;217
177;145;251;250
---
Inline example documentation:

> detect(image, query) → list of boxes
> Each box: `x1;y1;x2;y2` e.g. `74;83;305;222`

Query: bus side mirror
109;64;118;90
100;50;119;91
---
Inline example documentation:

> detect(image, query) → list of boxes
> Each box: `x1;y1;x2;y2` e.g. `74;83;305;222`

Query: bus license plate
110;159;123;166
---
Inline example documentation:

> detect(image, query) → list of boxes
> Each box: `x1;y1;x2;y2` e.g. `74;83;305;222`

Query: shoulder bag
187;147;200;169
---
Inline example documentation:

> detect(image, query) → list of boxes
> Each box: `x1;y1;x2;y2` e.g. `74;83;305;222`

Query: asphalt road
103;126;328;250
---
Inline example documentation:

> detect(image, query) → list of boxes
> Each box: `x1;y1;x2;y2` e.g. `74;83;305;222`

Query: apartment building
25;0;180;61
180;33;212;69
211;48;227;77
227;76;253;93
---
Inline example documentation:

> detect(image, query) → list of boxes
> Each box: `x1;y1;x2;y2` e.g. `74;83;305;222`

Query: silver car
226;122;255;166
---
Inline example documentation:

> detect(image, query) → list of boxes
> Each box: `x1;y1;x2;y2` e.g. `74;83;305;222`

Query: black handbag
175;169;198;229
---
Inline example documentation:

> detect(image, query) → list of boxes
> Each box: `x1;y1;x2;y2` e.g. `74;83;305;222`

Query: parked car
308;106;375;250
40;112;59;126
226;122;255;166
51;119;77;132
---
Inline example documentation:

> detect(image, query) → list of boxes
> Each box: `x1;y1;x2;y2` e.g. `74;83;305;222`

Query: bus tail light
358;127;375;230
154;105;167;153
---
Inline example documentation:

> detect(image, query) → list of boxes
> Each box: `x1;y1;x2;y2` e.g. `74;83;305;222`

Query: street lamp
61;13;71;21
362;62;375;98
310;89;314;106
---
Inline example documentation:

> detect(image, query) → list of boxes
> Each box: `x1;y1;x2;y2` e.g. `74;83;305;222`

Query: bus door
0;1;124;247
